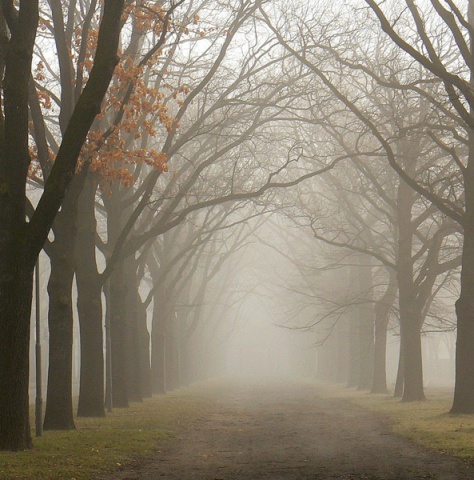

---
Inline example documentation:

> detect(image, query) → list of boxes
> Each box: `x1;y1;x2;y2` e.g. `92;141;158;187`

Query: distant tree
260;1;465;403
362;0;474;413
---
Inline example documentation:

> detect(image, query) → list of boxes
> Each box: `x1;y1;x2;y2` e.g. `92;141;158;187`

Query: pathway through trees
102;381;474;479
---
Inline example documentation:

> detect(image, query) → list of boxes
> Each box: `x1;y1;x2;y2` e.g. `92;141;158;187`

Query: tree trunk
137;295;152;398
396;150;425;402
151;328;166;394
0;0;124;448
371;277;397;394
109;262;129;407
400;308;425;401
451;122;474;412
397;230;425;401
0;0;37;450
75;174;104;417
451;295;474;412
124;257;142;402
165;327;177;391
0;265;34;450
394;337;404;398
151;286;167;394
43;204;76;431
372;312;389;394
105;189;129;408
165;319;181;390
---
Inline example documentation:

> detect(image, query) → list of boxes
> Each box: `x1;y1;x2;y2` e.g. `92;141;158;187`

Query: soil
102;379;474;479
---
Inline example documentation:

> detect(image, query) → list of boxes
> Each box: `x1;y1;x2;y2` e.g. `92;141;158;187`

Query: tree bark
451;131;474;412
396;145;425;402
165;327;176;391
109;261;129;407
76;174;104;417
393;337;404;398
43;221;76;430
371;276;397;394
0;0;39;451
151;285;167;394
137;294;152;398
0;266;34;450
400;307;425;401
43;176;84;430
105;187;130;408
124;257;142;402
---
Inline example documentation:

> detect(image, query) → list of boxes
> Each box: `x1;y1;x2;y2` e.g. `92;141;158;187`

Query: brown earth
102;380;474;479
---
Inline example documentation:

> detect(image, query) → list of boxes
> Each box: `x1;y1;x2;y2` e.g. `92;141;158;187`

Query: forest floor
100;379;474;480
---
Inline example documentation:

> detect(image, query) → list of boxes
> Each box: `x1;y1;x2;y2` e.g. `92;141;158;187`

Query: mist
2;1;474;478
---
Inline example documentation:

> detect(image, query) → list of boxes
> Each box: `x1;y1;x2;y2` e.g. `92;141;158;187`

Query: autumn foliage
29;2;200;189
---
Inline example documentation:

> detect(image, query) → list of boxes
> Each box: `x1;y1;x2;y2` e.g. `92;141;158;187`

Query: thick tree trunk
75;175;104;417
43;204;76;431
400;308;425;401
0;266;34;450
105;190;129;408
110;262;129;407
451;295;474;412
76;278;104;417
451;126;474;412
0;1;39;450
396;150;425;402
43;253;75;430
397;248;425;401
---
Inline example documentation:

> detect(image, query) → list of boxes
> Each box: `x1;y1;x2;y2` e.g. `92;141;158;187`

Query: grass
6;379;474;479
321;383;474;460
0;386;214;480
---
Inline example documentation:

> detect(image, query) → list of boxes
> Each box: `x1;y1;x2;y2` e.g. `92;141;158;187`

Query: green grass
0;386;214;480
322;383;474;459
7;379;474;479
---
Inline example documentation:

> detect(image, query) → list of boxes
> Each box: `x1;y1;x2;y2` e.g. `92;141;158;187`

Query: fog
28;207;459;399
3;0;474;466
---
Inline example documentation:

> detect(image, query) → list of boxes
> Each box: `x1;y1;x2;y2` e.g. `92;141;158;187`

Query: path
104;380;474;479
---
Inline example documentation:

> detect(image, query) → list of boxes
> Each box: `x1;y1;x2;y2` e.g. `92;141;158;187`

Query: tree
260;0;465;402
42;0;186;419
0;0;125;451
362;0;474;412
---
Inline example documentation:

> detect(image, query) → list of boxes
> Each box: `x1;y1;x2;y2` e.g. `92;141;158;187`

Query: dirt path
104;380;474;479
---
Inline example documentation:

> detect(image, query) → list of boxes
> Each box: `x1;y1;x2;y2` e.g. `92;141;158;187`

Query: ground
101;379;474;479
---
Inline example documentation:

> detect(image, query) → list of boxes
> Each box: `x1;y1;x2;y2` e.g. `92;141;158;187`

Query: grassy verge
322;383;474;459
0;386;214;480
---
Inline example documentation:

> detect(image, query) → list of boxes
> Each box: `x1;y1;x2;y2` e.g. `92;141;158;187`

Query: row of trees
244;0;474;410
2;0;474;452
0;0;339;450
